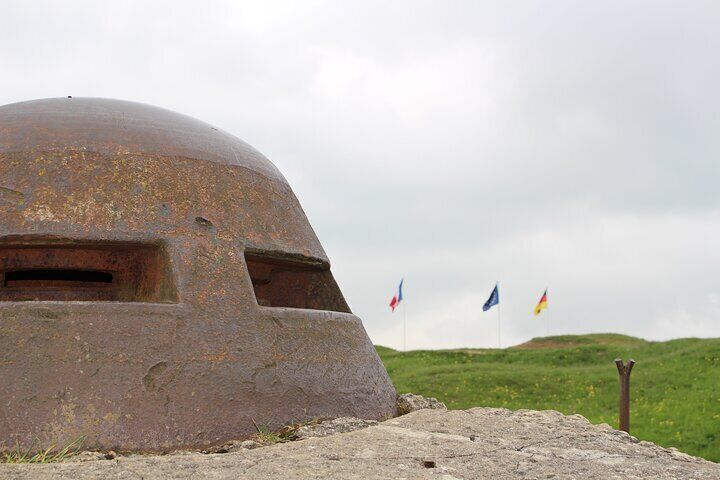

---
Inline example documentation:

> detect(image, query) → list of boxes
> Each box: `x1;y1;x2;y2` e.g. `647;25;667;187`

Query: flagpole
545;287;549;337
546;314;549;337
403;301;407;352
497;303;501;349
495;273;502;349
546;310;549;337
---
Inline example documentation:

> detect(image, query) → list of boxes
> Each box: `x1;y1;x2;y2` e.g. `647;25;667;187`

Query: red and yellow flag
534;289;548;316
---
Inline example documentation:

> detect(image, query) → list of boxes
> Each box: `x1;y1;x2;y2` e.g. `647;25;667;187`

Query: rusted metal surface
0;98;396;452
245;253;351;312
0;243;174;302
615;358;635;433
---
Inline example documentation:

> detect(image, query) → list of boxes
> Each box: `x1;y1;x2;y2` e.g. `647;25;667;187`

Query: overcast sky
2;1;719;349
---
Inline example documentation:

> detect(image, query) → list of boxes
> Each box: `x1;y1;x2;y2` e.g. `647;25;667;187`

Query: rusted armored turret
0;98;396;451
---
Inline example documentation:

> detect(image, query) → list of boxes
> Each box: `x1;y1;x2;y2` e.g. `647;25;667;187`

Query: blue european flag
483;284;499;311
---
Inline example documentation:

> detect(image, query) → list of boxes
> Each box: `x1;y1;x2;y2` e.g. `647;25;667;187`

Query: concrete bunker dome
0;97;396;451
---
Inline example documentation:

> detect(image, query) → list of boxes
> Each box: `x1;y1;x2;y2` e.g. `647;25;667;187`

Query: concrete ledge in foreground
2;407;718;479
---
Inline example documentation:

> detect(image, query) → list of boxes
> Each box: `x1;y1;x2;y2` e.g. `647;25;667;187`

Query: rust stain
0;187;24;206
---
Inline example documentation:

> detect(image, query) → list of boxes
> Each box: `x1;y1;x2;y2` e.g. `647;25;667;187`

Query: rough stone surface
3;407;718;479
201;440;262;454
293;417;378;439
69;452;108;463
396;392;447;415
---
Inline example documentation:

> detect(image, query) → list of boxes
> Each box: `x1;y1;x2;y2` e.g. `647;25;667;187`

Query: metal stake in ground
614;358;635;433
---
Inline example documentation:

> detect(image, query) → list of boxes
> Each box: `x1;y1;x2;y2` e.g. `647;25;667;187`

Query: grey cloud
1;0;719;348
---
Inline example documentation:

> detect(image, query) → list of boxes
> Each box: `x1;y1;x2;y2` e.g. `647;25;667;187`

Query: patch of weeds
251;418;325;444
1;436;85;463
251;419;286;445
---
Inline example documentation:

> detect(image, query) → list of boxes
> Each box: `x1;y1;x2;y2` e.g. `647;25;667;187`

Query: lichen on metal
0;97;396;452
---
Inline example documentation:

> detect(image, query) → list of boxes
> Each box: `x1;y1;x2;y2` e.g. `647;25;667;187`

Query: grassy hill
377;334;720;462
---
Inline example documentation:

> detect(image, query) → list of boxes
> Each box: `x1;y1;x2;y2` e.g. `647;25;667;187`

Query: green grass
1;436;85;463
377;334;720;462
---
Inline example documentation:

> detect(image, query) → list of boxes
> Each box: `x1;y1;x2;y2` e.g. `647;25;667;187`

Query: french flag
389;278;404;312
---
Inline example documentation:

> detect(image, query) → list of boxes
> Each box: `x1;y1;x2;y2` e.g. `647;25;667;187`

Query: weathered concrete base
2;407;718;479
0;303;396;452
